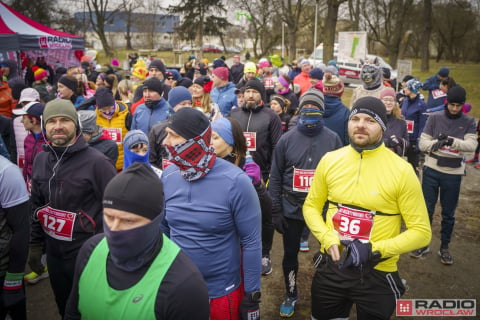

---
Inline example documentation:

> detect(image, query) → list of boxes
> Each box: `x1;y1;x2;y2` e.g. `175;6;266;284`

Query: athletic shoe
261;256;272;275
280;296;297;317
299;241;309;252
409;246;430;258
24;266;49;284
474;164;480;169
438;248;454;265
465;158;478;164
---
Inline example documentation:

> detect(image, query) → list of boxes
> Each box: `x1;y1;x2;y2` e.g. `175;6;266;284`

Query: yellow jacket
96;101;130;170
303;144;431;272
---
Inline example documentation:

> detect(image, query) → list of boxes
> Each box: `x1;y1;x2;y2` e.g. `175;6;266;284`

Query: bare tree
85;0;121;57
347;0;361;30
120;0;144;50
360;0;414;68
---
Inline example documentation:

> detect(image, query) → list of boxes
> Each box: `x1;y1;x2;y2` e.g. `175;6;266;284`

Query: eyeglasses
166;77;174;80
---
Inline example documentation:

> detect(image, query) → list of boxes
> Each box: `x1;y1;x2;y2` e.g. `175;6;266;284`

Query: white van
308;42;339;65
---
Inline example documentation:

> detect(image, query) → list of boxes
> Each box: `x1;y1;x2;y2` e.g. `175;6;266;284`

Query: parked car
181;45;199;52
202;44;223;53
225;46;241;53
308;42;339;65
338;54;397;86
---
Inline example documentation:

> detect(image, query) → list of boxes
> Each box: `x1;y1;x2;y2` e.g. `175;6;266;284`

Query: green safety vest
78;234;180;319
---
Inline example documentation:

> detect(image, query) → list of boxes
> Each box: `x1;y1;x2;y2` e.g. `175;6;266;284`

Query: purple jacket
23;132;48;182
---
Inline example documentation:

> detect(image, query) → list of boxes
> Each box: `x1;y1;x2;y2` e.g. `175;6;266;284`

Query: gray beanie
299;88;325;110
123;130;149;150
78;110;98;134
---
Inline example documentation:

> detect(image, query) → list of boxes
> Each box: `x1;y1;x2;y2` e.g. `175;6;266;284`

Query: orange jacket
0;81;14;118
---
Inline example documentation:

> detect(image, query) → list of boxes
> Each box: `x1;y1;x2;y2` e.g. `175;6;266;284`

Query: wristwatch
247;291;261;302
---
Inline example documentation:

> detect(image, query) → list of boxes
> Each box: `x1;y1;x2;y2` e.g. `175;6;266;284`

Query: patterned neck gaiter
165;126;216;181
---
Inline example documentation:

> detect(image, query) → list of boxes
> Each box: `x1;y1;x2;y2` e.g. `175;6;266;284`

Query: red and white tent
0;1;84;66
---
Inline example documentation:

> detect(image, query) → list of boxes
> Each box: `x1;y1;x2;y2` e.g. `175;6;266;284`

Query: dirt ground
24;160;480;320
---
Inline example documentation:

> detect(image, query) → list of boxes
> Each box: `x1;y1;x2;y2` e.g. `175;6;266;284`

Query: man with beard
30;99;116;317
230;79;282;276
303;96;431;320
131;77;173;135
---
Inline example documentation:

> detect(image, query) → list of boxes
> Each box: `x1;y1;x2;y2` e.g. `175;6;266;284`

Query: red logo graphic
397;300;413;316
39;37;48;48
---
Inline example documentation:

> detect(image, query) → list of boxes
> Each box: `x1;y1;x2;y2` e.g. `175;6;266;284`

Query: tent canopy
0;1;84;51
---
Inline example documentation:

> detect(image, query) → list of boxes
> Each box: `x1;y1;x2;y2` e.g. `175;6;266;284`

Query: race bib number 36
243;132;257;152
36;206;76;241
332;205;374;241
292;168;315;193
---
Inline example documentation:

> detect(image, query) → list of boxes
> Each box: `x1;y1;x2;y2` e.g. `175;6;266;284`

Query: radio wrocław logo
397;299;476;317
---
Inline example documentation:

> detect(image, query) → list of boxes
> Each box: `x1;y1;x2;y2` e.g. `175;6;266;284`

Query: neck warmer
193;99;202;107
99;104;117;120
352;139;383;153
165;126;216;181
145;100;160;109
104;215;162;272
296;108;324;137
123;146;150;170
444;105;462;119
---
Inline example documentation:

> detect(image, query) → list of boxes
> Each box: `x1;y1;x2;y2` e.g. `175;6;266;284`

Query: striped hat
33;66;48;81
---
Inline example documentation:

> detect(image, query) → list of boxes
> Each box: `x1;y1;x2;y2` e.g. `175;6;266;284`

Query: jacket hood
4;60;18;78
324;95;345;117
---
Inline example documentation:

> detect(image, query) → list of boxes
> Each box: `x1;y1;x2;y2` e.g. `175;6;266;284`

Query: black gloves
431;134;454;152
239;292;260;320
272;205;288;234
386;135;403;156
338;239;373;270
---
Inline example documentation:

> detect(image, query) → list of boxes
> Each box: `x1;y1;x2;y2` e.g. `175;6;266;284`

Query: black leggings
47;253;77;317
281;217;307;298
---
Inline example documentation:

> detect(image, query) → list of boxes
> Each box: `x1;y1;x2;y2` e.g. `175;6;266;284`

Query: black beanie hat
143;77;164;96
148;59;166;77
94;86;115;108
447;85;466;104
58;75;78;92
350;96;387;131
103;162;164;220
244;79;266;102
167;108;210;140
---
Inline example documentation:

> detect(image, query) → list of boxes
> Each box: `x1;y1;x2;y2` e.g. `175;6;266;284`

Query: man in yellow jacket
303;96;431;320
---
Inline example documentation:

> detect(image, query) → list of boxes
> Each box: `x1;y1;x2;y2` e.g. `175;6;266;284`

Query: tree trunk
99;31;112;57
324;0;343;63
421;0;432;72
288;28;296;62
125;11;133;50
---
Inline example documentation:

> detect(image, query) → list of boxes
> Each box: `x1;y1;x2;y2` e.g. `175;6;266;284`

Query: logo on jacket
132;294;144;303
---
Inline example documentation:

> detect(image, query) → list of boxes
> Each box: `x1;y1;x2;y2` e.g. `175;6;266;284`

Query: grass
97;50;480;119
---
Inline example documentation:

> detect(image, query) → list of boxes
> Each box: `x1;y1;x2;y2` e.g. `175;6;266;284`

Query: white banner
338;31;367;62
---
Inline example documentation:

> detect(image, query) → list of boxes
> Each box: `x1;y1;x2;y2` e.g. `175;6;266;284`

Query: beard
349;130;382;149
245;100;257;109
47;129;76;147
